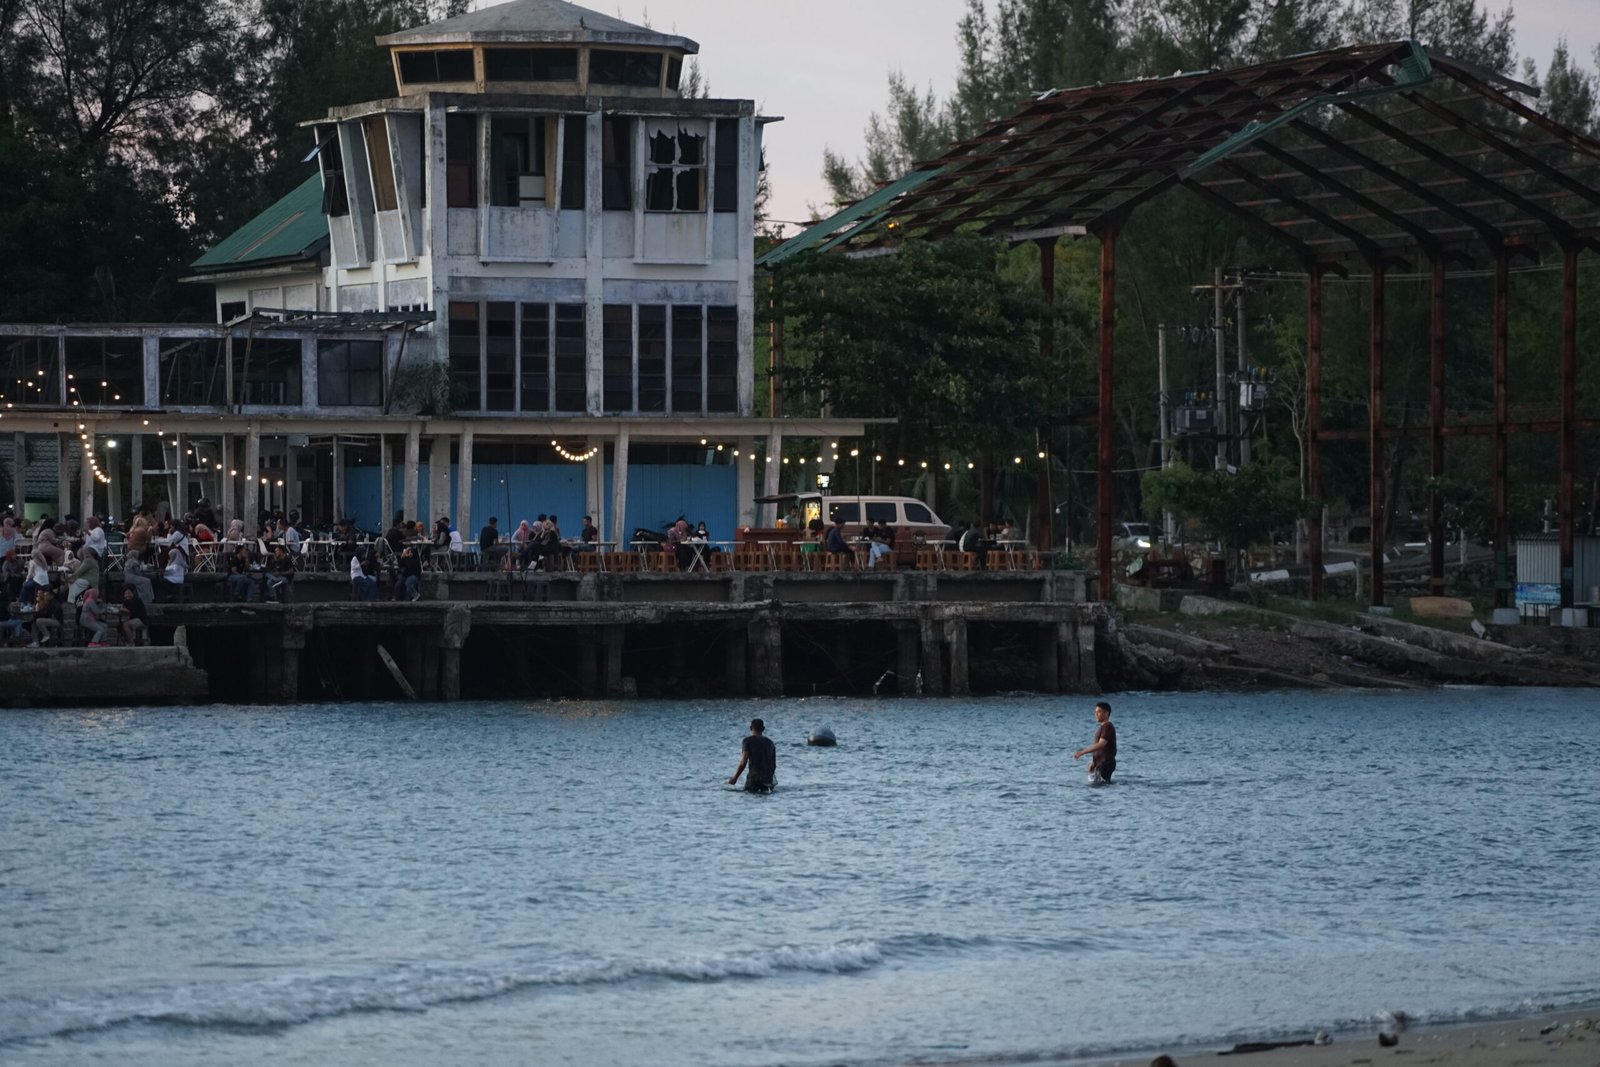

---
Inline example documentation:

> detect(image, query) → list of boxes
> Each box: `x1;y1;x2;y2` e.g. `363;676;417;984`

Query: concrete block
1491;607;1521;626
1409;596;1475;619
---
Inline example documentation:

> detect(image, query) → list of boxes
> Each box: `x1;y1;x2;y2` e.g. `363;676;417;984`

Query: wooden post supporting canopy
1096;228;1117;602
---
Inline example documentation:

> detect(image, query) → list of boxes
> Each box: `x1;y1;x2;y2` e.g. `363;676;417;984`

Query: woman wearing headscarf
79;588;110;646
67;546;100;604
30;521;64;567
0;516;17;558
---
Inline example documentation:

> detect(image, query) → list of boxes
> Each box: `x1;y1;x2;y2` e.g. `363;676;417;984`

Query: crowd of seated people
2;508;149;647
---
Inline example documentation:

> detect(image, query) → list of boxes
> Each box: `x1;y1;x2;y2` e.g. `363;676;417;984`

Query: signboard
1514;582;1561;606
815;473;831;490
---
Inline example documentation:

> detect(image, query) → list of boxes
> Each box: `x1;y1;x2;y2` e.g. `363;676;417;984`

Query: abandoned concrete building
2;0;860;540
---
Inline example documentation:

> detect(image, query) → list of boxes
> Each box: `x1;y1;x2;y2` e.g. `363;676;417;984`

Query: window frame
643;120;707;214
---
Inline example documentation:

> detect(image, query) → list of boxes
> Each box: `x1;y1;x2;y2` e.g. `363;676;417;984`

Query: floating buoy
807;727;837;747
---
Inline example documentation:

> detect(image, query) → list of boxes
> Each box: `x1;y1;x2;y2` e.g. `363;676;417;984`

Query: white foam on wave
0;939;887;1045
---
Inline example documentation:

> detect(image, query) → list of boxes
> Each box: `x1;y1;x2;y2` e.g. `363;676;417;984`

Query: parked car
750;493;950;552
1112;522;1155;550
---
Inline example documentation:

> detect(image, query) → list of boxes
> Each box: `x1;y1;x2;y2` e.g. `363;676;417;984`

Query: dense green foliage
788;0;1600;543
0;0;466;323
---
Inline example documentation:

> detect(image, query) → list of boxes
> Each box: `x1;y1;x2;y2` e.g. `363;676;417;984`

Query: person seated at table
433;516;452;553
0;515;17;559
192;497;219;532
79;588;110;646
996;519;1020;543
576;516;599;551
28;588;62;647
30;519;64;569
957;520;989;569
519;514;551;571
394;546;423;601
784;504;803;530
192;517;216;554
120;586;149;646
66;546;100;604
275;517;301;555
666;517;696;570
350;550;379;602
1;548;23;605
266;544;296;602
225;545;258;601
385;517;408;559
824;519;854;566
124;514;152;564
154;520;191;600
868;532;893;570
544;515;570;569
81;515;108;561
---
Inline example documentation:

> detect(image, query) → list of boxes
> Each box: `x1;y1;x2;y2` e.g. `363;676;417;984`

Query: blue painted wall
343;463;736;541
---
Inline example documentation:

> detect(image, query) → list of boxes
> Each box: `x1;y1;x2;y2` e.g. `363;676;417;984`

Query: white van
755;493;950;550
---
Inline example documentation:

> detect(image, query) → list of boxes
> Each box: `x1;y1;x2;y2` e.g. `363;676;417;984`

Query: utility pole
1236;279;1251;466
1213;267;1228;470
1157;323;1175;544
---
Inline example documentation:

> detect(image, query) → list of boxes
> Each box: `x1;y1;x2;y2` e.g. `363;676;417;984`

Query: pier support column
919;615;946;697
379;434;392;530
747;615;783;697
79;431;95;519
895;622;920;697
175;433;188;517
578;626;599;698
280;607;313;703
1037;622;1061;694
610;428;630;550
10;432;24;513
600;623;625;697
438;605;472;702
723;622;748;697
944;617;969;697
429;434;449;527
331;436;344;528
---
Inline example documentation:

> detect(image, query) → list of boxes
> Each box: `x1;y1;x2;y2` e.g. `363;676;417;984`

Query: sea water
2;690;1597;1066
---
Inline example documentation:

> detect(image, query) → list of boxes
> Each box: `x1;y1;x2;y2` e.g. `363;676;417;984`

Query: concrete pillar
747;615;783;697
578;626;599;698
11;432;24;512
79;432;95;519
895;622;920;697
610;427;630;548
585;436;604;545
455;428;473;539
280;608;312;703
428;434;449;526
439;605;472;702
600;623;625;696
131;433;145;515
723;622;748;696
403;424;420;524
583;110;605;416
1037;622;1061;694
106;439;121;521
332;438;345;524
762;429;782;526
174;433;188;517
944;617;969;697
379;434;392;530
736;436;756;530
219;434;232;531
243;425;260;536
919;615;946;697
56;433;70;518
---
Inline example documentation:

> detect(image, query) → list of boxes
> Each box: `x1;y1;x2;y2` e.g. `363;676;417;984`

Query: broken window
589;50;662;88
65;337;143;408
446;114;478;208
319;131;350;217
601;117;632;211
638;305;666;413
520;303;551;412
670;305;702;414
553;304;586;412
2;336;62;406
448;301;481;411
706;306;737;412
363;117;398;212
317;340;382;407
397;49;474;84
560;115;586;210
159;338;224;407
644;122;706;213
485;48;578;82
602;305;633;412
490;115;549;207
714;118;739;213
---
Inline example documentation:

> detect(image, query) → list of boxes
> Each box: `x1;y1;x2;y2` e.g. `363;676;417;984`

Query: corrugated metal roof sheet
191;174;329;272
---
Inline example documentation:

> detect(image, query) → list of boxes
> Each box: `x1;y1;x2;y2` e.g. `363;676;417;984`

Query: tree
1142;458;1301;575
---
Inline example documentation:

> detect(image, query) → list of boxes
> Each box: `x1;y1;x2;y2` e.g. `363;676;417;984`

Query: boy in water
1073;701;1117;782
728;718;776;793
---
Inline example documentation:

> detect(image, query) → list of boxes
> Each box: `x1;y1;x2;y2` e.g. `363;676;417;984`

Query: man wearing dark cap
728;718;776;794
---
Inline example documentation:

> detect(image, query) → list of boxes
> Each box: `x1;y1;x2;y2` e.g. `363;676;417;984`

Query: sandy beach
1061;1010;1600;1067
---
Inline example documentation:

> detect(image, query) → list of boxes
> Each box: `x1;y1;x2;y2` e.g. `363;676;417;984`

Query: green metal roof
756;168;946;269
191;174;329;272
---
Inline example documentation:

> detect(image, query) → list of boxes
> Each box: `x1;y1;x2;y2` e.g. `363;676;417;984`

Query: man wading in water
728;718;776;793
1073;701;1117;783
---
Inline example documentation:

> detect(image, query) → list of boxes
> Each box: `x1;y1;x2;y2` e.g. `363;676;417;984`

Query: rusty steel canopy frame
762;40;1600;606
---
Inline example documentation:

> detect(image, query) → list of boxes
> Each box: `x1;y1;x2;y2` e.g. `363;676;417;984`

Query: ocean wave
0;939;889;1046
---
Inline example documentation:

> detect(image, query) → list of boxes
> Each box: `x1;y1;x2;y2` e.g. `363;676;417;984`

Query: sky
546;0;1598;233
